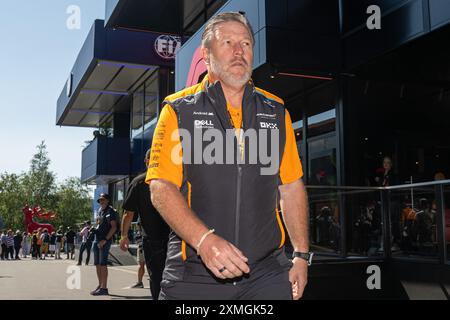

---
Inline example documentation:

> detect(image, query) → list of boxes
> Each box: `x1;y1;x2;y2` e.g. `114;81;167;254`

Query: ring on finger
218;266;227;273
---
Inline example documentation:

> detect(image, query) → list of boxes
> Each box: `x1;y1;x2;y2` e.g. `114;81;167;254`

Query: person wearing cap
90;193;118;296
120;149;170;299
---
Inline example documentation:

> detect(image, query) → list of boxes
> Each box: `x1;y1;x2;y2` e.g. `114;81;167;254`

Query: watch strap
292;251;314;266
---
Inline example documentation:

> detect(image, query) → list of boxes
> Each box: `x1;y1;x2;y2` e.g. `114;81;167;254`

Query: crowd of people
1;225;87;261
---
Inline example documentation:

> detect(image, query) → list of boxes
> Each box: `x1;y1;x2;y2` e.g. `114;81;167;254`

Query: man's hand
289;258;308;300
98;240;106;249
198;233;250;280
119;236;129;251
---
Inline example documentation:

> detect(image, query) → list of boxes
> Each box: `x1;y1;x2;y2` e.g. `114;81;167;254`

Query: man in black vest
120;149;170;300
147;12;310;300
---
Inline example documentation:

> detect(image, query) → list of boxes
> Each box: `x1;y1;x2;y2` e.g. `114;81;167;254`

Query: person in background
22;232;30;258
434;171;446;181
129;224;146;289
84;223;96;265
65;227;76;260
375;156;401;248
55;227;63;259
6;230;14;260
49;231;56;257
36;228;43;260
375;156;398;186
13;230;22;260
120;149;170;299
40;229;50;260
31;231;38;259
1;230;8;260
78;221;92;266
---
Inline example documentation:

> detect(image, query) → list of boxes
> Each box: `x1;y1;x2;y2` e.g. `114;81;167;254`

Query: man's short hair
201;12;255;49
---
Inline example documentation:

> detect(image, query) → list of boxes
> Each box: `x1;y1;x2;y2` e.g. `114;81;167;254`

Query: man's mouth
230;60;247;67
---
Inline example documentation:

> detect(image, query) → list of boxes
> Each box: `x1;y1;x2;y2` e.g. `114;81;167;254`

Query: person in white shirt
21;232;30;258
77;221;92;266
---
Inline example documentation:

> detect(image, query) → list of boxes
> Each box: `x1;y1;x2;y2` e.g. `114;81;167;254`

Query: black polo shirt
122;172;169;241
95;205;118;241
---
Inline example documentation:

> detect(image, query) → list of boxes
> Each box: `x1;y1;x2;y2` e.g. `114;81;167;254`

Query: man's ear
201;47;210;65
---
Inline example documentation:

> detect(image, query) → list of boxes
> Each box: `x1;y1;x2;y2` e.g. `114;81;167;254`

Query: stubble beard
209;53;252;89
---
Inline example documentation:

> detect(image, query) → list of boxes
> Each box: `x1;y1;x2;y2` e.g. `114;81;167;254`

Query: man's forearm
105;224;117;241
150;179;210;248
279;179;309;252
121;211;134;237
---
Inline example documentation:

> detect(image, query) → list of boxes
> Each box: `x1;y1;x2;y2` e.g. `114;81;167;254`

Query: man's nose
232;42;244;56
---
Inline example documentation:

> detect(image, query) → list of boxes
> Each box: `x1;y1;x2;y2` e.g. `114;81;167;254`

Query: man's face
383;158;392;171
204;21;253;89
99;198;108;209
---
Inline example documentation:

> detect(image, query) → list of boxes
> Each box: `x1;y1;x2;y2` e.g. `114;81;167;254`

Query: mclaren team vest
162;78;287;281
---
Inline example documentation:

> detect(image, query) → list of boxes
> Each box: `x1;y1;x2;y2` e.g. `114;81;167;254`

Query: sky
0;0;105;182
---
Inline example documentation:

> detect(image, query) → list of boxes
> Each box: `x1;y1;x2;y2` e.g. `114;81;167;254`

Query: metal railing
305;180;450;264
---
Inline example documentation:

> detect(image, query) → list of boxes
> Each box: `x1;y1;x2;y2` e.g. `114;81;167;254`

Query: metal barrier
305;180;450;264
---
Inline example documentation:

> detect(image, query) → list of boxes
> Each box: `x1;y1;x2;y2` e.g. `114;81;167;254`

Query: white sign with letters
154;35;181;60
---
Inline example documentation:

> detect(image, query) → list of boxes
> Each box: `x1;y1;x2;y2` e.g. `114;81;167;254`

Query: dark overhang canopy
56;20;178;128
105;0;182;34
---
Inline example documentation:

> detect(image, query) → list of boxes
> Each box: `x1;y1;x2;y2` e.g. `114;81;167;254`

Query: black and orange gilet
157;77;289;281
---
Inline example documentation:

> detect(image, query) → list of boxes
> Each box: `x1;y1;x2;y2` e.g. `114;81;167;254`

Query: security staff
147;12;310;300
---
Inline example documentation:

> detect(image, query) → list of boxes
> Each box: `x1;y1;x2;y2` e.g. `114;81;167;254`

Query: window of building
183;0;227;36
143;72;159;132
307;108;337;186
292;119;305;171
132;86;144;138
132;70;159;138
112;179;126;214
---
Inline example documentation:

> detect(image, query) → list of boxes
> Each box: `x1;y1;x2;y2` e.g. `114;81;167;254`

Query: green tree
22;141;56;208
53;177;92;229
0;172;27;231
0;142;92;232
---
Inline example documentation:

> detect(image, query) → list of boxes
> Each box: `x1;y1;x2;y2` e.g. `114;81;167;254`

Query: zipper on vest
226;105;244;247
235;165;242;246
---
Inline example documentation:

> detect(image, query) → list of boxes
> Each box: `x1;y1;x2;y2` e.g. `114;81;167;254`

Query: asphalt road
0;257;151;300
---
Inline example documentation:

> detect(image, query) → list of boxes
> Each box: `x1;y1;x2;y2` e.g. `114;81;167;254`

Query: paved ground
0;257;151;300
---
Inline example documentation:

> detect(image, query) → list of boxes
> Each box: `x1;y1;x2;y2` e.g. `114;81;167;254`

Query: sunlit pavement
0;257;151;300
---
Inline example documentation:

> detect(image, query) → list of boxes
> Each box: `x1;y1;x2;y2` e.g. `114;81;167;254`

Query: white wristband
196;229;215;255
